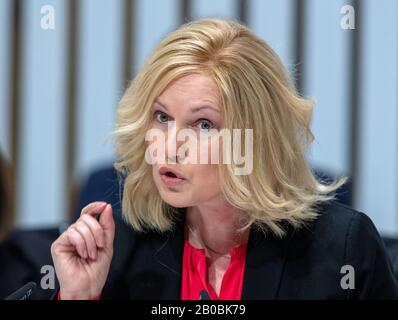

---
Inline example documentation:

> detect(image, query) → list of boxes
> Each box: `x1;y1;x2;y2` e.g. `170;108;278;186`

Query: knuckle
75;221;89;234
81;214;96;227
67;226;77;237
68;228;81;242
74;220;84;230
92;223;104;236
82;215;103;235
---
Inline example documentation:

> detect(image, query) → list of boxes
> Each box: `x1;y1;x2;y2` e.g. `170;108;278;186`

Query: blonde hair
113;18;346;237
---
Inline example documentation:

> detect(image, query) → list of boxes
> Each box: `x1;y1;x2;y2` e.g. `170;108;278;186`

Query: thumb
99;204;115;247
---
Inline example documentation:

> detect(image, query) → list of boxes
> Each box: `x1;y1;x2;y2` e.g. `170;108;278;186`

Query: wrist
59;288;100;300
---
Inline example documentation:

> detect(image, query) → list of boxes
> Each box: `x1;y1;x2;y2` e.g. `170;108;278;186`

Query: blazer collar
153;211;296;300
241;224;293;299
152;212;186;299
153;235;184;278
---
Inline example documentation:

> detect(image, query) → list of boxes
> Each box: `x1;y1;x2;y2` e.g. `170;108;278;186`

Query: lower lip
160;174;186;186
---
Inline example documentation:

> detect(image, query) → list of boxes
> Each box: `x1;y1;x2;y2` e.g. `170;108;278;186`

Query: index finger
81;201;108;217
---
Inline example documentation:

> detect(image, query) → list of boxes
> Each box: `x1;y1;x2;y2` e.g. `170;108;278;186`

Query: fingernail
96;202;107;208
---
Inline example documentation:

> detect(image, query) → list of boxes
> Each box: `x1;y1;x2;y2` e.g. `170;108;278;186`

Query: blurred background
0;0;397;237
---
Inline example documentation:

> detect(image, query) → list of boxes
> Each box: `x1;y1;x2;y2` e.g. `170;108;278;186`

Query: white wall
0;0;11;160
305;0;350;176
1;0;397;234
357;0;398;235
135;0;179;70
192;0;237;20
18;0;68;227
76;0;123;180
248;0;294;72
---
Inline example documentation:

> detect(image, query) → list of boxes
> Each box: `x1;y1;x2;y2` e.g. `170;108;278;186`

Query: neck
185;201;250;256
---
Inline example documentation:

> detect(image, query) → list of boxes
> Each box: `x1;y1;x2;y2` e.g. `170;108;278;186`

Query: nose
164;121;187;164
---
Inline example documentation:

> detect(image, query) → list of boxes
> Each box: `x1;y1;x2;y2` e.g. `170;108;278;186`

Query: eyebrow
154;99;220;113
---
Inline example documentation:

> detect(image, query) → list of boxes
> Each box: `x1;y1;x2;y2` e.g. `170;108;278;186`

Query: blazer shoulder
287;200;376;266
317;200;361;224
310;200;370;239
309;200;398;298
309;200;388;253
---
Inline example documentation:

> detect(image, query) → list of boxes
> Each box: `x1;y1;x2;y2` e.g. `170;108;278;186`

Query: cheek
192;165;220;192
151;165;159;185
196;134;220;164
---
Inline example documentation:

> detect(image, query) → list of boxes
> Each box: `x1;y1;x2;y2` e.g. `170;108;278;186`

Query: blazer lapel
152;213;186;299
153;212;293;300
241;225;292;299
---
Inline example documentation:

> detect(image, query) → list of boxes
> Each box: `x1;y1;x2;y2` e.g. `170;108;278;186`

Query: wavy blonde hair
113;18;346;237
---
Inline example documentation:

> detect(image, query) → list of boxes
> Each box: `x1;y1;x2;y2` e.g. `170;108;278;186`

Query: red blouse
180;239;247;300
59;235;247;300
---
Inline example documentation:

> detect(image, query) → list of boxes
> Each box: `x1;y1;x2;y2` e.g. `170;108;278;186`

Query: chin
158;190;192;208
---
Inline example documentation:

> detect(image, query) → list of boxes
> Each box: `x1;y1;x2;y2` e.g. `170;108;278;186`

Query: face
150;73;224;208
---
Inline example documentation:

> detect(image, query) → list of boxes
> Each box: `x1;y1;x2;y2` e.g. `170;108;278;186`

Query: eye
154;111;169;124
195;119;214;131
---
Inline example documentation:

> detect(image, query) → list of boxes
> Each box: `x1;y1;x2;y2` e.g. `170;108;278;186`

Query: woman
51;18;398;300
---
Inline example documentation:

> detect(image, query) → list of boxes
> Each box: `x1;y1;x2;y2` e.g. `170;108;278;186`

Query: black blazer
0;229;59;300
100;201;398;300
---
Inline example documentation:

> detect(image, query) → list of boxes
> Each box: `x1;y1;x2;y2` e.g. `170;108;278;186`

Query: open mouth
159;167;186;186
165;171;178;178
159;167;185;179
